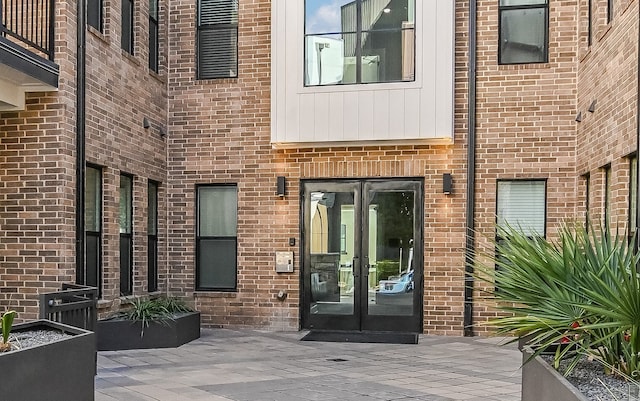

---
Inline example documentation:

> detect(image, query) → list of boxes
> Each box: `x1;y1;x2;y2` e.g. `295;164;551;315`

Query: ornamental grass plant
475;223;640;379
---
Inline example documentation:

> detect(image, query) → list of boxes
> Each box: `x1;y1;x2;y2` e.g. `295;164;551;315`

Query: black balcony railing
0;0;55;61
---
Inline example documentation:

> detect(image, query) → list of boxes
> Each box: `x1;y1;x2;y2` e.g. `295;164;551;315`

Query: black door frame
300;178;424;333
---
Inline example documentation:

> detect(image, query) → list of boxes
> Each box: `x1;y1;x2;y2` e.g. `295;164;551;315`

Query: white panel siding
388;90;406;137
358;91;375;141
343;91;359;141
314;93;330;141
271;0;454;146
373;90;390;140
434;0;455;139
328;92;345;140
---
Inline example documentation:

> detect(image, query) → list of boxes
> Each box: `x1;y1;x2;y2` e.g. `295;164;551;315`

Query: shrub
117;296;194;337
475;223;640;378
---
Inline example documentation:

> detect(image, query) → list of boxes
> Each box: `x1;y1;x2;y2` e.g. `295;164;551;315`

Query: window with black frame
84;166;102;296
582;173;590;228
87;0;103;31
607;0;613;24
148;180;159;292
196;185;238;290
304;0;415;86
197;0;238;79
603;164;611;230
122;0;134;54
495;180;546;287
498;0;548;64
120;174;133;296
149;0;159;72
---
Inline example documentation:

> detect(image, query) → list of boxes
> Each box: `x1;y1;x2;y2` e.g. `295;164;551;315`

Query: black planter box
521;346;588;401
0;320;96;401
97;311;200;351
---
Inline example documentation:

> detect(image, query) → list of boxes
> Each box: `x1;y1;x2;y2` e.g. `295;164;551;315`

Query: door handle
352;257;359;277
363;256;369;276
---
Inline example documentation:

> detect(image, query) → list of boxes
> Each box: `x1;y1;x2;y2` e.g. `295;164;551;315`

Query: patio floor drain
327;358;348;362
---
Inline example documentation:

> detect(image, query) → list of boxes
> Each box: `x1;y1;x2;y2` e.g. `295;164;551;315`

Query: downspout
463;0;477;337
75;0;86;283
636;0;640;250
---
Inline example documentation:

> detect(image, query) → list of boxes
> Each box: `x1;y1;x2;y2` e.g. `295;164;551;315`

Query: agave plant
0;310;17;352
475;223;640;378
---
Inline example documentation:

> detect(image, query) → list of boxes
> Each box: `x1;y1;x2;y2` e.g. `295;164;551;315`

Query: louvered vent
197;0;238;79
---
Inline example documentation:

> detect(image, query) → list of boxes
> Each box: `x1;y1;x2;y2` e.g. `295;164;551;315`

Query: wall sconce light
575;112;583;122
159;127;166;138
276;176;286;197
443;173;453;195
588;100;597;113
143;117;150;129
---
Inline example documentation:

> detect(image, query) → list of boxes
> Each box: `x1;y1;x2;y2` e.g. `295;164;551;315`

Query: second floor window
122;0;134;54
197;0;238;79
149;0;159;72
304;0;416;86
498;0;548;65
88;0;103;31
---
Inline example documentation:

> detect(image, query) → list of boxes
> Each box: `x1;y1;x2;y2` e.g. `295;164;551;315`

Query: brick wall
576;0;638;230
0;0;167;320
166;0;470;335
472;0;580;333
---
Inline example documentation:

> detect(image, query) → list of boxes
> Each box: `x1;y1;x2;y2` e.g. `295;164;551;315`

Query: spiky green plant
475;223;640;377
0;310;16;352
116;296;194;337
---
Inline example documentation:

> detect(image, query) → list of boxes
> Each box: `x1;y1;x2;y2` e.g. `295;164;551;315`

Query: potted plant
474;223;640;401
97;295;200;350
0;310;96;401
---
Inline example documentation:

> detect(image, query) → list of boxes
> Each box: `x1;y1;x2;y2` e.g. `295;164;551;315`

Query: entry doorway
301;179;423;333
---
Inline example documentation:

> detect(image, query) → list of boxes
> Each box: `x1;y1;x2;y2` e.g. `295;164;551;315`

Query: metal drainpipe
463;0;478;337
75;0;86;283
636;0;640;250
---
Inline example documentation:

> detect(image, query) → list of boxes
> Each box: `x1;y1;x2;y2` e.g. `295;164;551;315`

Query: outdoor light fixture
588;100;597;113
143;117;150;129
575;112;583;122
443;173;453;195
277;176;286;197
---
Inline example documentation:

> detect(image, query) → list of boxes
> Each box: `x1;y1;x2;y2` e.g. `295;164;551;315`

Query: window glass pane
87;0;102;31
199;0;238;25
85;167;101;232
121;0;133;53
305;34;355;85
198;28;238;79
305;0;353;34
500;0;546;5
304;0;415;85
500;7;546;64
198;238;237;289
361;28;414;83
120;175;132;234
497;181;546;236
198;186;237;236
149;0;158;20
148;181;157;235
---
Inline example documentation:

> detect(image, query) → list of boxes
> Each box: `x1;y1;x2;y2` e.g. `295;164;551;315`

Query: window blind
497;181;546;236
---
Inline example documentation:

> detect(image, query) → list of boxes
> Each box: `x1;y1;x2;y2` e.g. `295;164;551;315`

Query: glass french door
302;179;423;333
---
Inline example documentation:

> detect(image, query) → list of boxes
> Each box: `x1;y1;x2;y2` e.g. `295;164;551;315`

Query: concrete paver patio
96;329;522;401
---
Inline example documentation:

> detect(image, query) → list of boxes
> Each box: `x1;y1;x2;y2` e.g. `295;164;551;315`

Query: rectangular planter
97;311;200;351
1;320;96;401
521;346;588;401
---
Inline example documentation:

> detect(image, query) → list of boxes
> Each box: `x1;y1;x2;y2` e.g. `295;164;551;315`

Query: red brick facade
0;0;637;336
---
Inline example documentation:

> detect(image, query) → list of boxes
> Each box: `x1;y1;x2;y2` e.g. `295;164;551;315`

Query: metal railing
0;0;55;60
39;284;98;331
